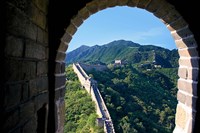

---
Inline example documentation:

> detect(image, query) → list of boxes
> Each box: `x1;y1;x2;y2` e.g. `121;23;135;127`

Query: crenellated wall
73;63;115;133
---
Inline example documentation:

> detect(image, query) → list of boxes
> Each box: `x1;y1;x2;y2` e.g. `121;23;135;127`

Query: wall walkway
73;63;115;133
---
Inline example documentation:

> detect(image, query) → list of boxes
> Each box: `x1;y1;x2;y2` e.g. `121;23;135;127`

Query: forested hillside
66;40;179;68
86;64;178;133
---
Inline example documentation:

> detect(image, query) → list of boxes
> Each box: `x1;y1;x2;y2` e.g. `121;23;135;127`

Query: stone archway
55;0;199;133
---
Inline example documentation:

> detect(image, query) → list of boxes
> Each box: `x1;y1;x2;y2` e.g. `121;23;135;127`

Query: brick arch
55;0;199;132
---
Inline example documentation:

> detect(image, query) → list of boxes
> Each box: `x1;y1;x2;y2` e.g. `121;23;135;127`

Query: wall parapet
73;63;115;133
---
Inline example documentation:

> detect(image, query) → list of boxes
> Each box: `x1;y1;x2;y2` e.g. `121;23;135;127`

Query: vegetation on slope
86;64;178;133
64;65;104;133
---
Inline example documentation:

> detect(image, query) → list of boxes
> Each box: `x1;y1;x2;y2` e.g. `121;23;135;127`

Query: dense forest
64;66;104;133
86;64;178;133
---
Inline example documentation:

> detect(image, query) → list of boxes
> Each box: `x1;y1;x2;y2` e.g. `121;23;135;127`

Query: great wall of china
73;63;115;133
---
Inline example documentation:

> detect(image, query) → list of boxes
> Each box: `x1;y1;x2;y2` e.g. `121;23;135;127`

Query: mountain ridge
66;40;178;67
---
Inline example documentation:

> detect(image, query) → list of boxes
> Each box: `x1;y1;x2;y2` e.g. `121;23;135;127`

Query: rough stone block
4;83;21;108
25;39;46;60
22;82;29;101
55;75;66;89
19;101;35;125
172;27;192;40
146;0;165;12
117;0;129;6
178;47;198;57
61;32;72;44
137;0;151;9
178;78;198;96
5;35;24;57
6;3;26;37
98;0;108;10
37;27;47;45
186;95;197;109
178;67;188;79
179;58;199;68
86;0;99;14
35;92;48;110
25;17;37;41
78;7;91;21
65;23;77;36
107;0;118;7
167;17;188;32
3;109;20;131
22;116;37;133
154;2;175;18
22;61;37;80
177;90;186;104
58;42;68;53
37;61;48;76
29;79;38;97
36;76;48;92
127;0;140;7
175;36;197;49
175;104;186;129
187;68;199;81
71;15;83;28
32;0;48;14
56;51;66;62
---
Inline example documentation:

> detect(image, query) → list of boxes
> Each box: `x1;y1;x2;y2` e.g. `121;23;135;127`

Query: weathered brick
60;32;72;44
32;0;48;14
71;15;84;28
167;17;188;32
117;0;129;6
6;3;26;37
86;0;99;14
4;83;21;108
22;116;37;133
21;82;29;101
178;47;198;57
178;67;188;79
162;8;181;25
37;61;48;75
175;36;197;49
154;1;174;18
186;95;197;109
37;27;46;45
65;23;77;36
19;101;35;124
171;27;192;40
177;90;186;104
36;76;48;92
22;61;37;80
127;0;140;7
179;58;199;68
58;42;69;53
29;79;38;97
25;39;46;60
55;75;66;89
25;16;38;41
78;7;91;21
187;68;199;81
107;0;118;7
137;0;152;9
55;62;66;74
56;51;66;62
3;109;20;131
35;92;48;110
146;0;165;12
175;104;187;129
178;78;198;96
98;0;108;10
5;35;24;57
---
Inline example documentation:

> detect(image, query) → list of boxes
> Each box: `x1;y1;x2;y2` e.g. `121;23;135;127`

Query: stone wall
2;0;49;132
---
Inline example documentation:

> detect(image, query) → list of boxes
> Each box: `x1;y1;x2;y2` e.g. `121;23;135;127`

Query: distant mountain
66;40;179;68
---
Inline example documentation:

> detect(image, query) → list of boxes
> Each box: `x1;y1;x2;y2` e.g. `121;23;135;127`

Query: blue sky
67;6;176;52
